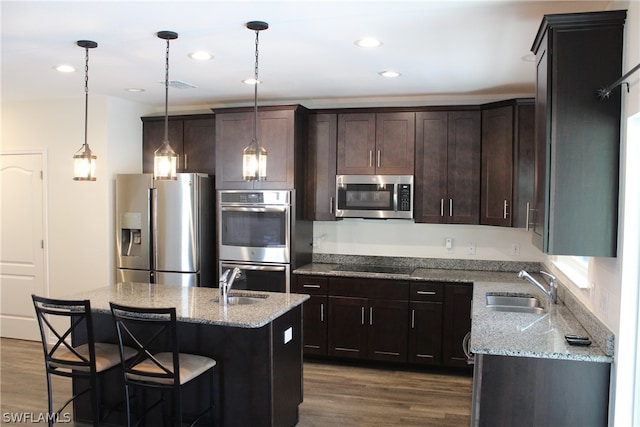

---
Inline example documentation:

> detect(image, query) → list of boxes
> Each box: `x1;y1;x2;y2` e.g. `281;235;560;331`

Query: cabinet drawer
294;276;328;295
410;282;444;302
329;277;408;300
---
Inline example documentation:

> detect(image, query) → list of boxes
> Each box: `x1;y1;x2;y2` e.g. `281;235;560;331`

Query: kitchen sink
212;293;269;305
485;293;545;314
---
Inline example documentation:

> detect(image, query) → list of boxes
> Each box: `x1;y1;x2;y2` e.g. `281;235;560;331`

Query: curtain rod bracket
598;62;640;100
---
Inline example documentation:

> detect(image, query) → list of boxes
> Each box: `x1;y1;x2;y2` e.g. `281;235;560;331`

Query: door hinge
41;240;44;249
40;170;43;180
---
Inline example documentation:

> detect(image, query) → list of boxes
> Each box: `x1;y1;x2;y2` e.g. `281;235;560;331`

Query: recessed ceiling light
189;51;213;61
125;88;145;93
355;37;382;48
55;64;76;73
379;70;400;78
242;78;261;85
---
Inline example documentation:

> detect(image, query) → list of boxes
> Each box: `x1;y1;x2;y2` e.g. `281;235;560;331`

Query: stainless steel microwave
335;175;413;219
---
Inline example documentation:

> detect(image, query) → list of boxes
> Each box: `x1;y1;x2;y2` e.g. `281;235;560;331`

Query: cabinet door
442;283;473;368
447;111;481;224
142;119;183;174
367;299;408;363
183;118;215;174
480;106;513;226
512;103;535;229
305;114;337;220
302;295;328;356
328;296;367;359
408;301;443;365
414;111;448;223
375;112;415;175
337;113;376;175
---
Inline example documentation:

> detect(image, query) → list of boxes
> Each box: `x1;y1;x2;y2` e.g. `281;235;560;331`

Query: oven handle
221;262;287;272
220;205;288;213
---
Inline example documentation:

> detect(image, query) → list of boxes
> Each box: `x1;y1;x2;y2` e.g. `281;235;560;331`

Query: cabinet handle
361;307;365;325
440;199;444;217
525;202;531;231
449;199;453;217
416;290;436;295
503;199;509;219
303;284;321;289
411;309;415;329
330;196;334;214
377;150;381;168
184;153;188;169
369;307;373;326
320;303;324;322
369;150;373;168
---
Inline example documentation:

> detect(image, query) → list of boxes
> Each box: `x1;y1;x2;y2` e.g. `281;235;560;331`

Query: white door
0;152;45;340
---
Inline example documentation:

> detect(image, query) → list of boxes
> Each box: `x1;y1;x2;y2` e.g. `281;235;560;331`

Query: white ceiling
1;1;612;110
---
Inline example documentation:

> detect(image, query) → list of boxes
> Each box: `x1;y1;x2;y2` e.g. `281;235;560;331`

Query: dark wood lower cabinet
442;283;473;367
295;275;472;369
472;354;610;427
408;301;443;365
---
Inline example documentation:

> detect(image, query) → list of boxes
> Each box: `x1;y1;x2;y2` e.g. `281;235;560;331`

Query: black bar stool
32;295;136;426
109;302;217;427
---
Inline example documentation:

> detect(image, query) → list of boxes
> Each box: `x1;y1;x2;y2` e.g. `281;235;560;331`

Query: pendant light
154;31;179;181
73;40;98;181
242;21;269;181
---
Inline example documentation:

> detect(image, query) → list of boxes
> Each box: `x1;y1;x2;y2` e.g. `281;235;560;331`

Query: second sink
486;293;545;314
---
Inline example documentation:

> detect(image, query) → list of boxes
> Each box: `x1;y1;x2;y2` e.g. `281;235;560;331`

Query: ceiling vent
159;80;197;89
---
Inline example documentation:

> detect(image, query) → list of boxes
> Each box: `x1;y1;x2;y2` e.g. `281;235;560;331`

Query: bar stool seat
32;295;136;427
110;302;217;427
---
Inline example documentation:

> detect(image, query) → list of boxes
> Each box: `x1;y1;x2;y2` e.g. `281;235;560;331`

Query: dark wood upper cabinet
213;105;308;190
142;114;214;174
337;112;415;175
531;10;625;256
480;99;534;227
305;113;338;221
415;110;481;224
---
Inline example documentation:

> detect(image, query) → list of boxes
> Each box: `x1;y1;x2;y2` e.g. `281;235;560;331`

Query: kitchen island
68;282;309;427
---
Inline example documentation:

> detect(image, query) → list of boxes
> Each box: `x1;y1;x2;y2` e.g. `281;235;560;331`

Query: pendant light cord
253;28;260;143
83;46;90;149
164;39;170;143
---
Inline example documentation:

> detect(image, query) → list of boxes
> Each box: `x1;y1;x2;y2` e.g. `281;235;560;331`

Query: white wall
313;219;544;262
1;96;152;298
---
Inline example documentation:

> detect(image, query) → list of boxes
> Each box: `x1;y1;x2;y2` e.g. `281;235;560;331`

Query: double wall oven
218;190;292;292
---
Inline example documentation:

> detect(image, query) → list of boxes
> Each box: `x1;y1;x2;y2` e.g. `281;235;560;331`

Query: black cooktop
333;264;415;275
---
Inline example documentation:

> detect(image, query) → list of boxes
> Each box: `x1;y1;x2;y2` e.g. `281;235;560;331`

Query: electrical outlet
445;238;453;253
511;243;520;256
467;242;476;255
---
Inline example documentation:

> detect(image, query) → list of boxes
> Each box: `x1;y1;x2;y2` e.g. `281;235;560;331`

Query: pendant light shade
73;40;98;181
154;30;179;181
242;21;269;181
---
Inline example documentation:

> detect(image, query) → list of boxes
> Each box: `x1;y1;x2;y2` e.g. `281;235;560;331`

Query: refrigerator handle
150;187;158;281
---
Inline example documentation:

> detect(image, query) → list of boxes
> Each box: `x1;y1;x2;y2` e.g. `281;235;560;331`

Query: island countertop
68;282;309;328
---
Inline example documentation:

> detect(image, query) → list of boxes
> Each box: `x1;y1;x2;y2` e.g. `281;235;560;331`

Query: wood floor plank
1;338;472;426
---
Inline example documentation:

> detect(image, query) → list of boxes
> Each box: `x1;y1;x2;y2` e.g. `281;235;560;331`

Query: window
552;255;589;289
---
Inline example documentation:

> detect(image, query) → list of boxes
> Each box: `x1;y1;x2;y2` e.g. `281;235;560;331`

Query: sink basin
485;293;545;314
212;293;269;306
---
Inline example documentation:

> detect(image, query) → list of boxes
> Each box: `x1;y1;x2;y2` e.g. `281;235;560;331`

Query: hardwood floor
1;338;472;426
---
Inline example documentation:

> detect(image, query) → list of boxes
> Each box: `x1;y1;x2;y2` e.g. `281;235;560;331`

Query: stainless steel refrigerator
116;173;215;287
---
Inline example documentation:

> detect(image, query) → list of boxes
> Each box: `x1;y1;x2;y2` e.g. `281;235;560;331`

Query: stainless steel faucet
517;270;557;304
219;267;241;306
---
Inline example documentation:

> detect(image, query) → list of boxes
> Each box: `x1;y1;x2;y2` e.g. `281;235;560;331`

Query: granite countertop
294;261;613;363
471;281;611;363
294;262;522;283
67;282;309;329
